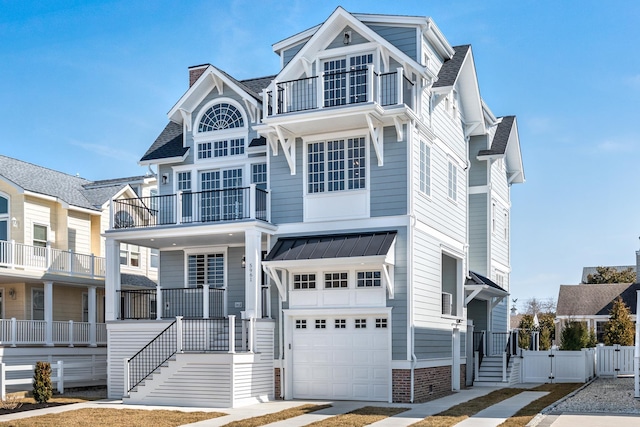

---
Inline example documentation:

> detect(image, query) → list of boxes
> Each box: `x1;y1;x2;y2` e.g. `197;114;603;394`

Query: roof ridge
0;154;92;183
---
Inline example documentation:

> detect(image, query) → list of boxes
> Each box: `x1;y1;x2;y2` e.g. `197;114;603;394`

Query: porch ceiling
105;220;278;250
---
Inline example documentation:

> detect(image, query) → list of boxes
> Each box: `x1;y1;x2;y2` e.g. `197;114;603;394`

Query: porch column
44;281;53;346
88;286;97;347
105;238;121;321
244;229;262;318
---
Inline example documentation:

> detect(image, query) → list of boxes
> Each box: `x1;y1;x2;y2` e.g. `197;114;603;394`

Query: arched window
198;103;244;132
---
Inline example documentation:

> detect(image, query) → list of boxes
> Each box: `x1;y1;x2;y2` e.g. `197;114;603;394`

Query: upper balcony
261;66;415;135
0;240;105;280
110;185;270;231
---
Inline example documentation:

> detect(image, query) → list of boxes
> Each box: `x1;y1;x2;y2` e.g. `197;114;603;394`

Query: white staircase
474;355;519;387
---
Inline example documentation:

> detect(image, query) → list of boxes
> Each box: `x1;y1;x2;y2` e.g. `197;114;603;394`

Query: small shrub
0;394;23;410
33;361;53;404
560;321;595;350
603;297;635;346
539;326;552;350
518;331;531;350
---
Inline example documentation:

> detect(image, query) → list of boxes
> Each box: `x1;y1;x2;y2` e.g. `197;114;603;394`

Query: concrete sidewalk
531;413;640;427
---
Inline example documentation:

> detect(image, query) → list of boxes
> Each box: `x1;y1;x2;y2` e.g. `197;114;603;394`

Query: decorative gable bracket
265;125;296;175
263;265;287;302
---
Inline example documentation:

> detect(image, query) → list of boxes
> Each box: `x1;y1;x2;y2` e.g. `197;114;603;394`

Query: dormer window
195;100;247;160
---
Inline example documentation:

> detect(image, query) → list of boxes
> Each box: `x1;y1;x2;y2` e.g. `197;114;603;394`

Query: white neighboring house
104;7;525;407
0;154;157;386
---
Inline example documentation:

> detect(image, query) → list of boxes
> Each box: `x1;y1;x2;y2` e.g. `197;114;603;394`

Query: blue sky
1;0;639;309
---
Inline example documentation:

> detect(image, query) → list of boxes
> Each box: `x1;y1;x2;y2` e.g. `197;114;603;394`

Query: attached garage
291;314;390;401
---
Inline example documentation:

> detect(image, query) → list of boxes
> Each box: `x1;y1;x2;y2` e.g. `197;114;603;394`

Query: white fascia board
102;185;138;210
272;25;319;54
68;205;102;216
23;190;71;209
456;49;485;133
167;66;261;124
284;307;392;317
505;117;525;184
422;18;455;59
476;153;505;162
275;7;426;84
481;100;498;126
0;176;23;193
138;152;189;167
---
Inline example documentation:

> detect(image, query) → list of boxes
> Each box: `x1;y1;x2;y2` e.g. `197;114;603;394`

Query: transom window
198;103;244;132
324;272;348;288
307;137;366;193
293;274;316;290
198;138;245;159
188;253;224;288
357;271;381;287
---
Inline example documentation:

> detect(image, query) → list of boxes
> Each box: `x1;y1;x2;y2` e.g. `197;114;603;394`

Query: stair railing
124;319;178;395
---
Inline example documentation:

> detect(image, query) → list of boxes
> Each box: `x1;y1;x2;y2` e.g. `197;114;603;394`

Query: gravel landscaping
547;377;640;414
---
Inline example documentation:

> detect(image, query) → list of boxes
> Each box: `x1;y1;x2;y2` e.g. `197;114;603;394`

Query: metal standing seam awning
464;270;508;308
262;230;397;301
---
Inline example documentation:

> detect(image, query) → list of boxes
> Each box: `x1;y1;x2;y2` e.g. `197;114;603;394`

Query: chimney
188;64;209;87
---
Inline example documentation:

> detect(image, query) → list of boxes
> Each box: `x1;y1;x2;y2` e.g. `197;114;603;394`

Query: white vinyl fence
0;360;106;399
521;348;596;383
596;344;635;377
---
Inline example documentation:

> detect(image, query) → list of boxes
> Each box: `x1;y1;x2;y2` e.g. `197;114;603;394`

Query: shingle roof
81;184;127;208
556;283;640;316
478;116;515;157
240;75;276;97
140;121;187;162
433;44;470;88
265;231;397;262
121;273;157;289
0;155;99;210
249;136;267;147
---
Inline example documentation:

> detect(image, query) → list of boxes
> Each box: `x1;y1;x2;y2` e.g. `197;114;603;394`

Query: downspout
278;294;284;399
411;351;417;403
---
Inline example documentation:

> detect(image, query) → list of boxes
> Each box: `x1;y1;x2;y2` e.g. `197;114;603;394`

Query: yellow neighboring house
0;155;156;378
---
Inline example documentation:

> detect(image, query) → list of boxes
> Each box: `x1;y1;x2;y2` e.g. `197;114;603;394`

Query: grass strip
306;406;409;427
409;388;525;427
0;408;225;427
498;383;583;427
222;404;331;427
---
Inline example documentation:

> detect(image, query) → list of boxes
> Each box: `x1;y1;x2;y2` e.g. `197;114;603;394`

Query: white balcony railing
0;240;105;279
0;318;106;347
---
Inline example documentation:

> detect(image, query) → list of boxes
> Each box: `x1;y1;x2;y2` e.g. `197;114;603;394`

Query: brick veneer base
274;368;282;400
393;364;467;403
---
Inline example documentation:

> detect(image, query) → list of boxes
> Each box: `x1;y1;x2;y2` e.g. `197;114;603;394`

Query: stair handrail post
176;316;183;353
228;315;236;354
502;351;507;382
68;320;74;348
474;350;479;381
156;284;162;320
123;357;130;397
248;317;255;353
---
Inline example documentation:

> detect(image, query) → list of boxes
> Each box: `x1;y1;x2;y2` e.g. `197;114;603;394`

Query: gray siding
467;299;488;331
491;298;508;333
368;25;417;61
326;26;368;49
468;194;487;274
226;246;246;318
415;328;452;359
468;136;488;187
370;126;407;217
390;226;408;360
282;42;305;68
159;250;184;287
269;138;303;224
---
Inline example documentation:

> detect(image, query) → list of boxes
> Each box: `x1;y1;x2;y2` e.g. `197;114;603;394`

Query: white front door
291;314;389;401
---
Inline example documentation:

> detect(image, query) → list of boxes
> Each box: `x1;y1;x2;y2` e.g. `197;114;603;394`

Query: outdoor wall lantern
343;31;351;45
241;255;246;268
11;217;18;228
9;288;16;300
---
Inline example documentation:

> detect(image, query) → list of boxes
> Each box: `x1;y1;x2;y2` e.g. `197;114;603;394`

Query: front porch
0;318;106;347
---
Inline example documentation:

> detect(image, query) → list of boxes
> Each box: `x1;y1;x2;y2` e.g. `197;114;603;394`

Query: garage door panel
293;315;389;401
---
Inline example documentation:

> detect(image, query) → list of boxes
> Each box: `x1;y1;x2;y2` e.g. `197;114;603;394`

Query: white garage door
292;315;389;401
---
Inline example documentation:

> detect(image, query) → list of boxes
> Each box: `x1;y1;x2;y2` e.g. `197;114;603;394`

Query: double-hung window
323;54;373;107
447;161;458;201
307;137;366;194
0;195;8;241
419;141;431;196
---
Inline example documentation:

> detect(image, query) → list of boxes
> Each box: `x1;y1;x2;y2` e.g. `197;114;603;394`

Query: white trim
468;185;488;195
390;357;462;370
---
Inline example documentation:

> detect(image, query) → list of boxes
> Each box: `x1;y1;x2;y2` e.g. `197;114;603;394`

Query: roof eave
139;151;189;167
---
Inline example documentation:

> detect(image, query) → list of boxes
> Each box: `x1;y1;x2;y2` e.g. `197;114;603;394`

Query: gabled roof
556;283;640;316
477;115;525;184
479;116;514;156
433;45;470;88
81;183;129;208
240;75;276;97
0;155;98;211
265;230;397;262
139;121;187;164
468;271;505;292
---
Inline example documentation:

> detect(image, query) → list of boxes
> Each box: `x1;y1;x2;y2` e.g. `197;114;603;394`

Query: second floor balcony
111;185;270;231
264;66;414;118
0;240;105;279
